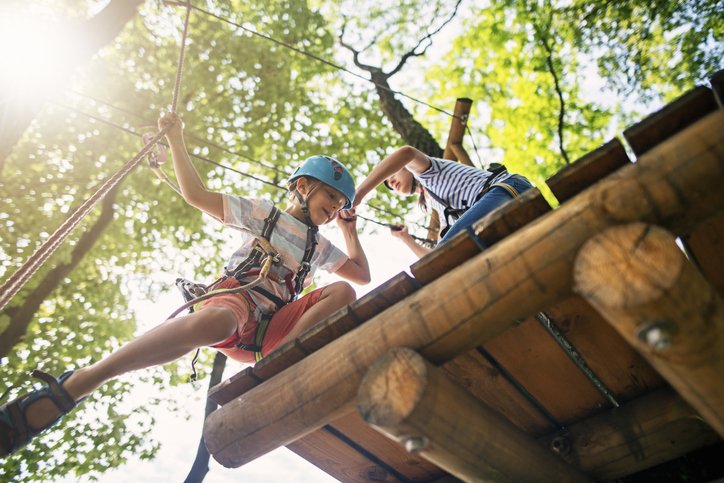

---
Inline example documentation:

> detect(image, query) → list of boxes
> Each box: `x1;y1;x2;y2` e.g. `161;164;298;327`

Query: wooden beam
203;110;724;468
545;139;630;204
623;86;717;156
711;69;724;108
357;348;594;483
574;222;724;437
442;98;474;166
537;387;721;481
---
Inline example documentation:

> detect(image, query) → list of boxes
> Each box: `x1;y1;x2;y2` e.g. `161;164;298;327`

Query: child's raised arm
159;112;224;220
353;146;431;208
333;210;371;285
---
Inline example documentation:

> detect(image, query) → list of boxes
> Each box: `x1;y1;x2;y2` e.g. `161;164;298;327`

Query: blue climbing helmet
288;155;356;210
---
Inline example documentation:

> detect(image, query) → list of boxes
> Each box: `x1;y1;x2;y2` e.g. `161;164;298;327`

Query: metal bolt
549;436;571;456
635;320;674;351
402;436;428;454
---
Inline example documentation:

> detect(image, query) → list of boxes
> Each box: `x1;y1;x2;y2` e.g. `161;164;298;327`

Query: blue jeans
438;176;534;245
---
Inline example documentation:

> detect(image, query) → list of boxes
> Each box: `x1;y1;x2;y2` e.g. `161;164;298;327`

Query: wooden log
204;111;724;467
252;339;309;381
208;366;260;406
682;214;724;299
357;348;594;483
328;411;448;481
285;426;406;483
545;139;630;204
537;387;721;481
441;349;558;437
574;222;724;437
442;98;474;166
473;187;551;248
623;86;717;156
411;230;483;286
712;69;724;108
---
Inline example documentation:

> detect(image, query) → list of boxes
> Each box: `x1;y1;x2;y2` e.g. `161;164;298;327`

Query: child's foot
0;370;85;456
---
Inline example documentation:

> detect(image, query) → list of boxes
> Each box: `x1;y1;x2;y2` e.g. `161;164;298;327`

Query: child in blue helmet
0;112;370;456
354;145;534;258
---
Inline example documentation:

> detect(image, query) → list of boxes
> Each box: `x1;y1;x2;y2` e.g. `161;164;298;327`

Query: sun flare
0;9;80;101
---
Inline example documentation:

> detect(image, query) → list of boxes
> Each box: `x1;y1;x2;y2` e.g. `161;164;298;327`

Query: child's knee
323;281;357;306
194;306;238;342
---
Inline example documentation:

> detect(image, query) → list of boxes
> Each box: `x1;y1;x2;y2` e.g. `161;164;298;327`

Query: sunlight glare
0;12;80;101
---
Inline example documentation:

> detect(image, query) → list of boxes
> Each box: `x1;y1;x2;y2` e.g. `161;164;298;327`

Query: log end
357;347;427;427
574;223;684;309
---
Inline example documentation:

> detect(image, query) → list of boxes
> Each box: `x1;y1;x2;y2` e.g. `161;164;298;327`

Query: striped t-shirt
415;157;514;231
221;195;348;313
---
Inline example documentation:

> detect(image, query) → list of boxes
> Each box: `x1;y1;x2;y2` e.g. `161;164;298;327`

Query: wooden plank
473;187;551;248
683;213;724;299
203;112;724;468
350;271;420;321
252;338;309;381
544;295;665;404
537;387;721;481
545;139;631;204
208;365;260;406
483;318;612;426
440;349;557;437
574;223;724;437
357;348;594;483
712;68;724;108
299;305;361;354
287;427;406;483
623;85;717;156
330;412;447;482
410;230;482;286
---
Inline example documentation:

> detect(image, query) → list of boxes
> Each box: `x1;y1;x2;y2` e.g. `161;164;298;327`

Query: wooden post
204;111;724;468
427;98;475;242
574;223;724;437
442;98;474;166
357;348;594;483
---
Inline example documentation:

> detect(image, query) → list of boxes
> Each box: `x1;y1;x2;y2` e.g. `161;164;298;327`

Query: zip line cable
52;100;285;191
166;2;463;122
68;90;291;177
0;4;193;311
356;214;436;247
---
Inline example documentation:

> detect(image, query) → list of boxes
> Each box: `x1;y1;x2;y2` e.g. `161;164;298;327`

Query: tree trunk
369;70;443;158
0;0;144;171
0;184;121;359
184;352;228;483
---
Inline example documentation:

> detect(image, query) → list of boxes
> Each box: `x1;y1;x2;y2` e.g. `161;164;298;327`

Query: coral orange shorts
199;278;323;364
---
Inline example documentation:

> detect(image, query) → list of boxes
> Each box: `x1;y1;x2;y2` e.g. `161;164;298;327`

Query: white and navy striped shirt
415;157;513;231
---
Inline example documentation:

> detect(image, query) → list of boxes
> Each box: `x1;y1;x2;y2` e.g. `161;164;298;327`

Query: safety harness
427;164;520;238
177;205;319;368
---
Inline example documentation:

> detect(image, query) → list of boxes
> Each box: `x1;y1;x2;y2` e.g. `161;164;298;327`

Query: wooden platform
203;72;724;482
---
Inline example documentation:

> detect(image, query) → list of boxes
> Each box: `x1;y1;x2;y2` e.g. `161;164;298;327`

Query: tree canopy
0;0;721;480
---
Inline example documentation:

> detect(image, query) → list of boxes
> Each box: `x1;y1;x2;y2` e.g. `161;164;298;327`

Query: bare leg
276;282;357;347
23;306;237;431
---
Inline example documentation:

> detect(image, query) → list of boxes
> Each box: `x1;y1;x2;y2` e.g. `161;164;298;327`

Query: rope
0;3;193;312
171;1;192;113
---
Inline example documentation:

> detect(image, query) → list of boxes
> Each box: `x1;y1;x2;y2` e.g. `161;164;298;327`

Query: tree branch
532;22;570;165
387;0;463;77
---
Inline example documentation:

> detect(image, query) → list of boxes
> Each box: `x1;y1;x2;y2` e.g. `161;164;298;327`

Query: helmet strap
293;184;315;226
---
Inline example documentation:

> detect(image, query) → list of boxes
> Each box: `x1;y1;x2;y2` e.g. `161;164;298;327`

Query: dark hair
414;178;429;213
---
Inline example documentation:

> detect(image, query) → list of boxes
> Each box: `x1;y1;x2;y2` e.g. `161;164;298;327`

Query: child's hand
158;112;183;139
390;224;411;240
337;208;357;230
